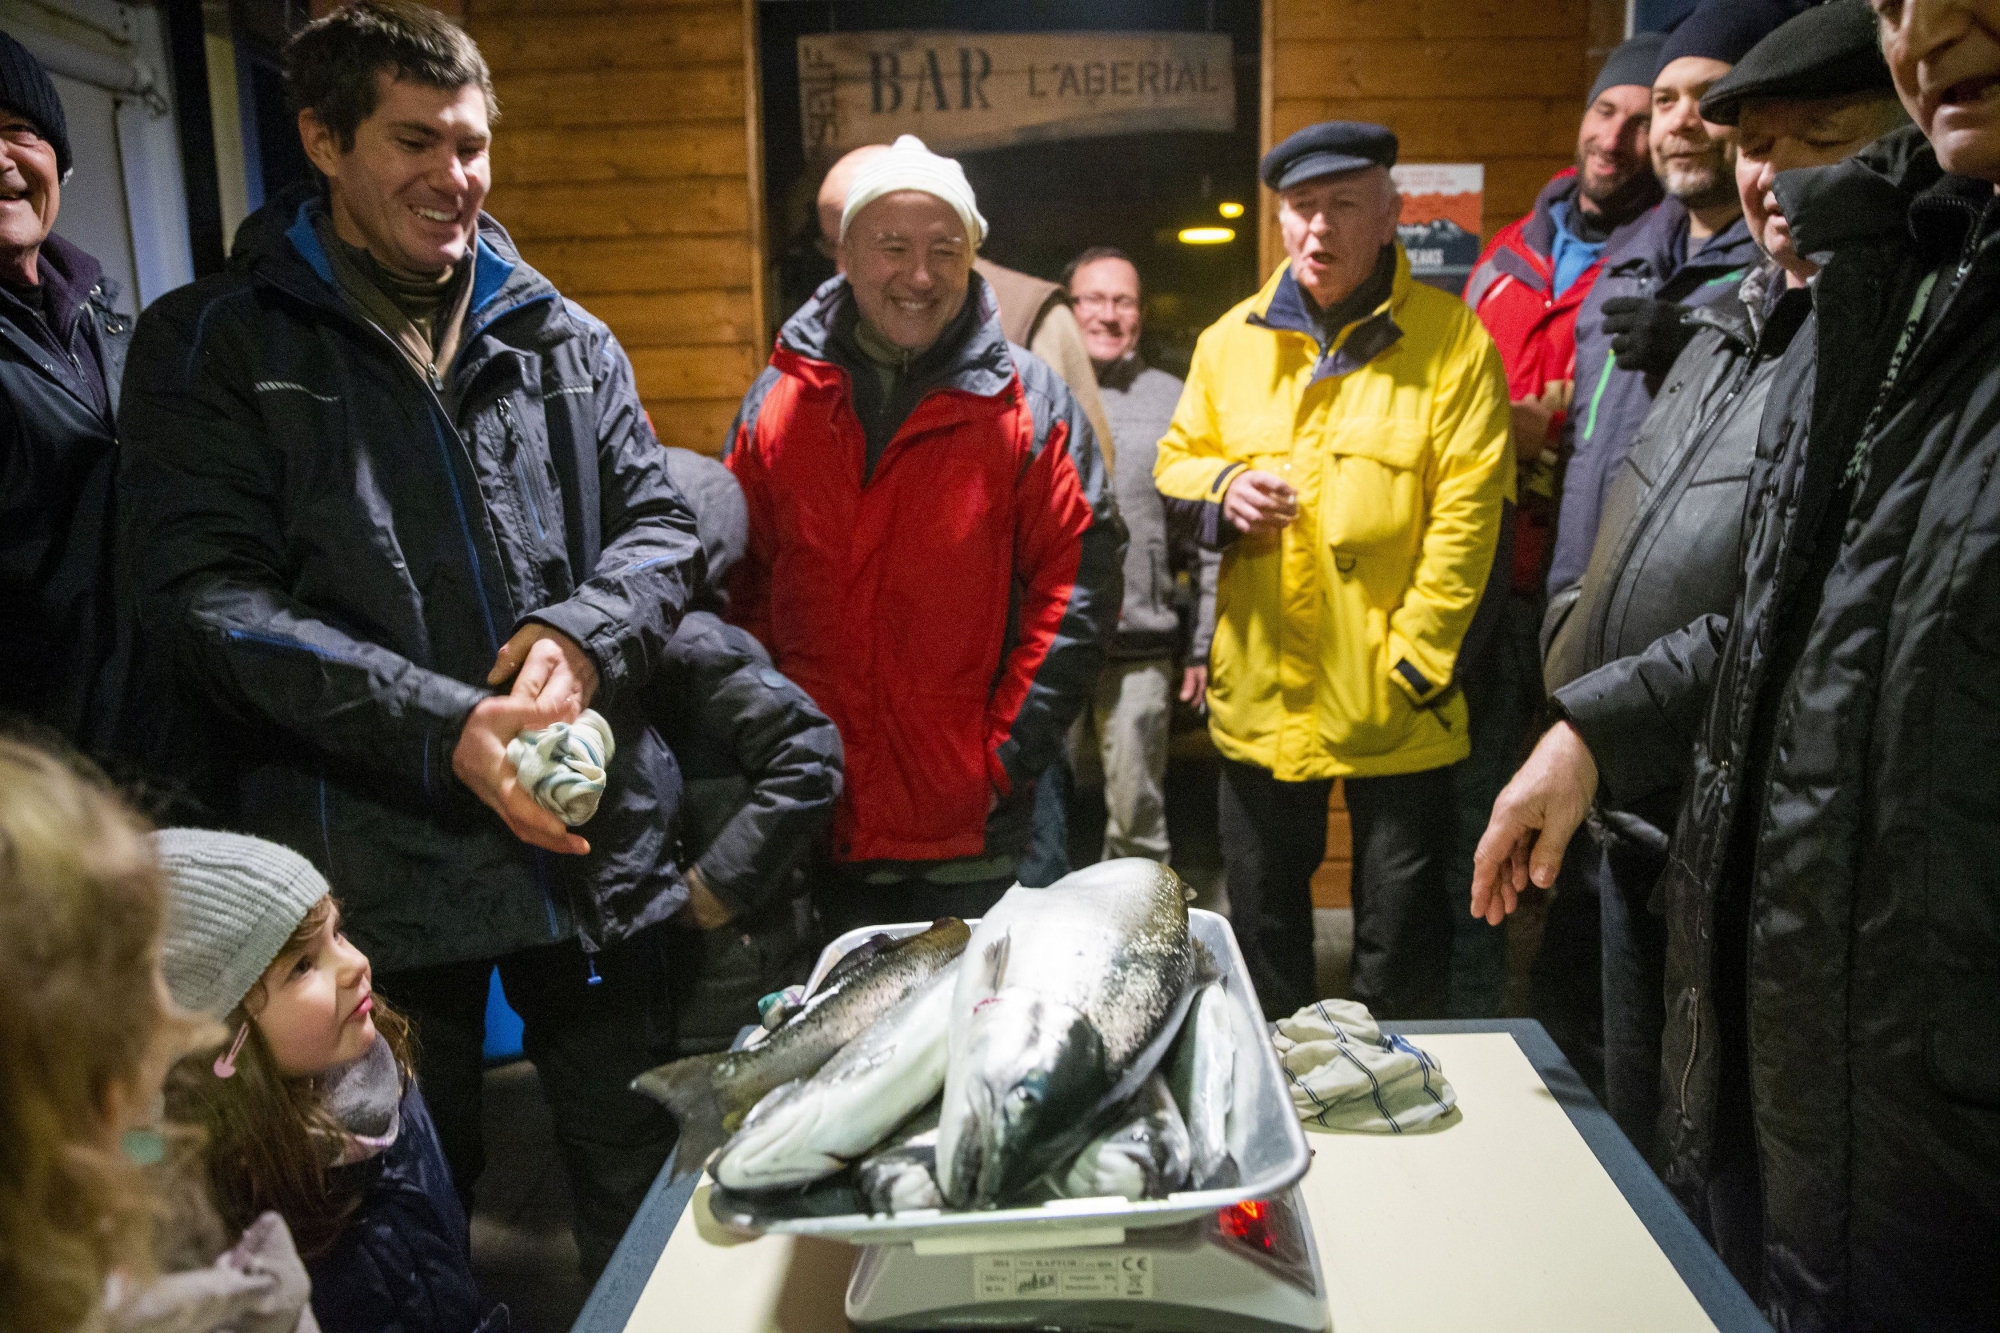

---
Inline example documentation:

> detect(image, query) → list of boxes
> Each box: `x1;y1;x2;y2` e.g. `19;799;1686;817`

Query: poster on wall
798;30;1236;157
1391;164;1484;293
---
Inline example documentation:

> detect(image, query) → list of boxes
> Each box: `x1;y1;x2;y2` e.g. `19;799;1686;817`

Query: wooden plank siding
1264;0;1624;907
464;0;765;455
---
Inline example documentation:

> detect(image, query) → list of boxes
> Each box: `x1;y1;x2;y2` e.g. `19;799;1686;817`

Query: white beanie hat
839;134;988;248
154;829;331;1019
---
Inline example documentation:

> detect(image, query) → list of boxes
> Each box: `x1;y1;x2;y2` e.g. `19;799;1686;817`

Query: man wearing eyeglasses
1063;246;1215;869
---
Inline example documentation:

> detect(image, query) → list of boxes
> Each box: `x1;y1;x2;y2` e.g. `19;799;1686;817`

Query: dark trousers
814;864;1017;943
1531;824;1606;1100
1219;757;1456;1021
1018;759;1071;888
1448;591;1546;1017
1599;833;1670;1163
375;927;678;1279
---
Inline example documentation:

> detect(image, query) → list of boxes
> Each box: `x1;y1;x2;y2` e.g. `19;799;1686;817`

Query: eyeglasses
1072;293;1139;314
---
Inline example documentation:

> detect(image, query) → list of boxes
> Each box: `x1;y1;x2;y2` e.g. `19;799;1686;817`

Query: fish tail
631;1054;728;1179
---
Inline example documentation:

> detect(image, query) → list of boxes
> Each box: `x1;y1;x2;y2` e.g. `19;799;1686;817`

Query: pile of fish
633;858;1240;1214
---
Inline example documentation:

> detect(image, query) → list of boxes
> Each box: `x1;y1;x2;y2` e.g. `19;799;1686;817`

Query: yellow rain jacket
1155;249;1513;781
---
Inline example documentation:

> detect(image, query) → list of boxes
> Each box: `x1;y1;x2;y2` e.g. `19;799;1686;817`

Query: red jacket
725;275;1122;864
1463;169;1605;593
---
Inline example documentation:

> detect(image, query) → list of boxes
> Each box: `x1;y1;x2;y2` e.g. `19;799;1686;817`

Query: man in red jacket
1448;32;1665;1021
725;135;1123;931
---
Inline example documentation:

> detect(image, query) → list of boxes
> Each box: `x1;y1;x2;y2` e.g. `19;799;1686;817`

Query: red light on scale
1219;1199;1276;1251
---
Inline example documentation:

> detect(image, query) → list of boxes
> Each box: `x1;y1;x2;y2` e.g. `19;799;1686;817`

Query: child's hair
163;897;417;1258
0;737;202;1333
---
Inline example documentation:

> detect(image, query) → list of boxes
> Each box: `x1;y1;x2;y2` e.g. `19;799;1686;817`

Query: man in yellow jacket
1156;122;1513;1020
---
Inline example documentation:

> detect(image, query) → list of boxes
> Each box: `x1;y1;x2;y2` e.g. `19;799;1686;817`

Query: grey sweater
1097;355;1217;661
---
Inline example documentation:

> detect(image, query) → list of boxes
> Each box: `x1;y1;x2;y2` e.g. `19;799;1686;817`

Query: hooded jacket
117;192;705;972
1465;168;1659;594
1550;199;1760;595
1543;260;1811;845
1553;127;2000;1331
0;231;131;753
1153;249;1514;781
724;272;1121;865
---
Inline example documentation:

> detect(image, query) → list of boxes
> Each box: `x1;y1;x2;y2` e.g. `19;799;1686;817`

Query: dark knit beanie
0;31;69;177
1657;0;1811;75
1590;32;1668;104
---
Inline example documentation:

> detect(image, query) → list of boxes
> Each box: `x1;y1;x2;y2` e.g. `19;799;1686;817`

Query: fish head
945;989;1108;1207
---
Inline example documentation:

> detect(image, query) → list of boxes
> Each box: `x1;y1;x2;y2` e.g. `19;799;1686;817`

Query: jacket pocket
1320;419;1427;555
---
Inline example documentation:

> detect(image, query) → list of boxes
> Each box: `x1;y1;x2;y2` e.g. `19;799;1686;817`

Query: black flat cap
1699;0;1893;126
1261;121;1398;192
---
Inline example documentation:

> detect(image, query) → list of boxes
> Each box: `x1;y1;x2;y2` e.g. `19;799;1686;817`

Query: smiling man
1154;121;1512;1022
0;32;133;761
1475;0;2000;1321
726;134;1121;932
116;0;703;1275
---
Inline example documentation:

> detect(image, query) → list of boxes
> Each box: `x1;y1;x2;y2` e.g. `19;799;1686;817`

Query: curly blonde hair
0;738;200;1333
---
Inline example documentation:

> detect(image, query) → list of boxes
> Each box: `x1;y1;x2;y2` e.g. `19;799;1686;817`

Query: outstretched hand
1469;721;1599;925
452;691;592;856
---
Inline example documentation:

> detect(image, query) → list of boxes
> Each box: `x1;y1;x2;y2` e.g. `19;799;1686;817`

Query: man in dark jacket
652;448;844;1053
117;3;703;1275
727;135;1122;932
0;33;132;757
1541;0;1908;1162
1474;5;2000;1318
1549;0;1799;599
1452;31;1662;1020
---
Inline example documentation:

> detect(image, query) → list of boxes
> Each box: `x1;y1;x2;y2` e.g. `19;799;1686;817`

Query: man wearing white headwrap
728;136;1124;932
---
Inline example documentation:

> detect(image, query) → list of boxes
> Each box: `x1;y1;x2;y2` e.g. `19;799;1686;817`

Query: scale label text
972;1252;1154;1302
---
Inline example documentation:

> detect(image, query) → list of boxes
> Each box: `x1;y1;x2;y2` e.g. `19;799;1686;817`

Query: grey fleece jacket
1096;354;1217;661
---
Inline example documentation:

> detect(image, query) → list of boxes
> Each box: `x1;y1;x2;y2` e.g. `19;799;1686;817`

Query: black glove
1600;296;1698;377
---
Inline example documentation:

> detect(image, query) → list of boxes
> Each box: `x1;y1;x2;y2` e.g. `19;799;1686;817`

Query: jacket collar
1095;350;1148;393
1520;170;1582;257
237;184;567;359
1600;195;1758;284
1778;125;1940;263
773;268;1017;402
1246;245;1409;385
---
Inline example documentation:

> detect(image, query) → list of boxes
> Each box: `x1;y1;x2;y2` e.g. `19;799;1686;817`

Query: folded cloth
1272;999;1457;1134
505;709;614;826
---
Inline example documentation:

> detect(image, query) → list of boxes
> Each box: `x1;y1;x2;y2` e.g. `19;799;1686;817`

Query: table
577;1019;1770;1333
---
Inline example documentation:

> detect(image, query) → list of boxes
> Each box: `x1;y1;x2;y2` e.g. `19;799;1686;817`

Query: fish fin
631;1054;728;1180
974;928;1011;995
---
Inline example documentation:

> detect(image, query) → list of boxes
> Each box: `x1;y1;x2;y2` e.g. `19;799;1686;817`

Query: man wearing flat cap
0;31;134;762
1538;0;1907;1164
1450;30;1665;1022
726;134;1121;930
1477;0;2000;1321
1156;121;1512;1021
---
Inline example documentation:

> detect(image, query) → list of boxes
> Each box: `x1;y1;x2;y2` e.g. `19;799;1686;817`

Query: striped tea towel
1272;999;1456;1133
506;708;615;826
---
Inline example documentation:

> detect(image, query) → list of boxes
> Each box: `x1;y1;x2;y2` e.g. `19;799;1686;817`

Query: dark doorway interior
759;0;1262;376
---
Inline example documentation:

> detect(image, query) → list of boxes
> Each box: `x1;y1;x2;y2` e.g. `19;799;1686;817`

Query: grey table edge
573;1018;1771;1333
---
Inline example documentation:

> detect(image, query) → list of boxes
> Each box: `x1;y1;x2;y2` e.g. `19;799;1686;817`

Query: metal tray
707;908;1312;1251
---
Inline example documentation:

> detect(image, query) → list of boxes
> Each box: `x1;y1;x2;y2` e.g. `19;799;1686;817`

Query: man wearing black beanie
0;29;133;760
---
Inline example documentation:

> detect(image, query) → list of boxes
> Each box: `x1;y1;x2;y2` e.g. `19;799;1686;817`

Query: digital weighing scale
717;910;1329;1333
842;1186;1326;1331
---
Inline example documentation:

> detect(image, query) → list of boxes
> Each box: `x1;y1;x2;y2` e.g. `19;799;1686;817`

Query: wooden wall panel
467;0;763;457
1261;0;1623;275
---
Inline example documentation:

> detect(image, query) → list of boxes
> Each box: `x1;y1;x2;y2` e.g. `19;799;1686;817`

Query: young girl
0;739;313;1333
156;830;491;1333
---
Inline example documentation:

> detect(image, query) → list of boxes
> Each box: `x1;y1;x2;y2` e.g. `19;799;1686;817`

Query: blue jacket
1549;199;1759;595
309;1082;493;1333
117;187;705;971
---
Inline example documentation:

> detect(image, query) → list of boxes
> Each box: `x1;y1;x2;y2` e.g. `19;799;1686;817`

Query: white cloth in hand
505;709;614;826
1272;999;1456;1134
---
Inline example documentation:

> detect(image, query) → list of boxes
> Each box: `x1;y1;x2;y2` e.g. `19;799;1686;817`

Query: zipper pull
585;955;603;987
428;363;443;391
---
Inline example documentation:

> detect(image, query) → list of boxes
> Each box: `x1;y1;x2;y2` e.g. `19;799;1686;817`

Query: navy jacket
0;232;131;753
117;192;704;971
1550;199;1759;594
310;1082;490;1333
